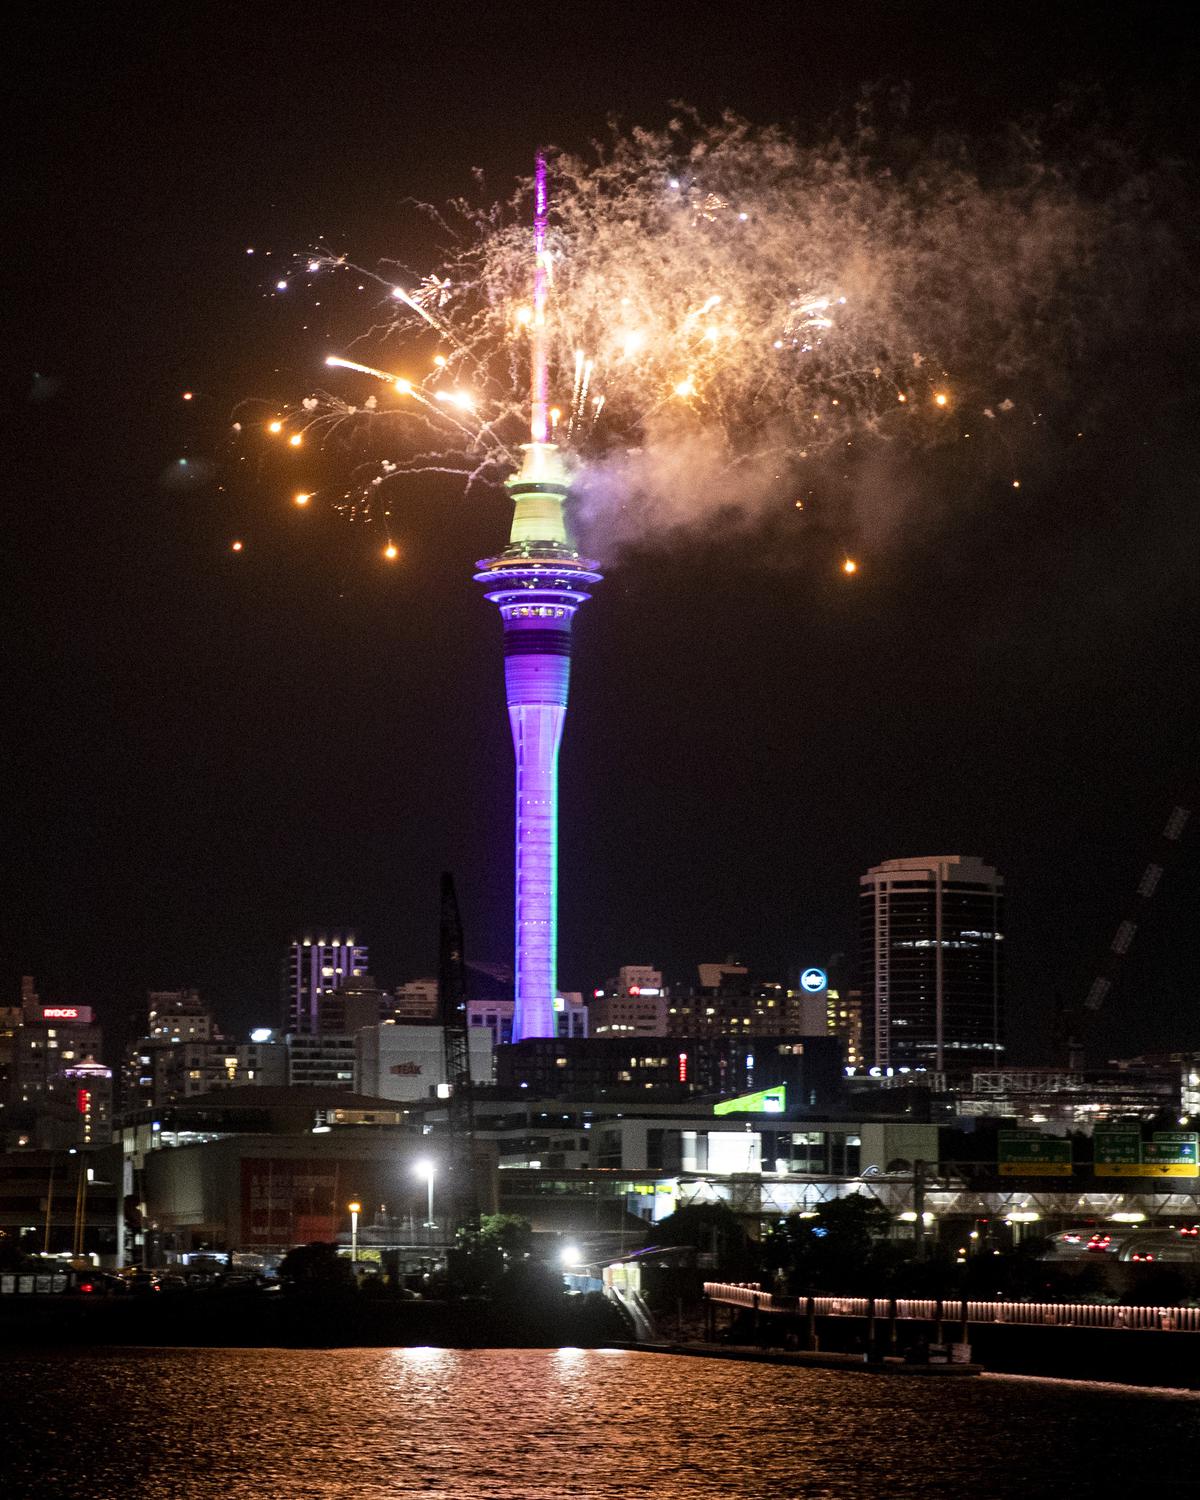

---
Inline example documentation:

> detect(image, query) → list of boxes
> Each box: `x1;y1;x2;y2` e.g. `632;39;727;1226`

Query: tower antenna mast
531;152;550;445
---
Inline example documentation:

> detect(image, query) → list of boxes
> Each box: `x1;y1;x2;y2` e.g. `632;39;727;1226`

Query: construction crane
1058;795;1192;1063
437;871;477;1228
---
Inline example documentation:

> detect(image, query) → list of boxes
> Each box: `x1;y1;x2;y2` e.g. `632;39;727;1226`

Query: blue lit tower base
476;444;601;1042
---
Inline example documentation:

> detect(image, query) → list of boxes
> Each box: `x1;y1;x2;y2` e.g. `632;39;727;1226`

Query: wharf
608;1340;983;1376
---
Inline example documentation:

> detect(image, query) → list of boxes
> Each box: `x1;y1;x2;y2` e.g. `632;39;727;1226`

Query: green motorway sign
1094;1129;1199;1178
998;1131;1072;1176
1093;1129;1140;1168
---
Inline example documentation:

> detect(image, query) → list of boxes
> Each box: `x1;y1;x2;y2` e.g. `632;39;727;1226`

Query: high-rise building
393;979;439;1023
826;987;864;1068
47;1058;112;1145
467;998;514;1048
286;1033;358;1090
0;1003;21;1131
284;935;368;1035
589;967;669;1037
147;989;214;1043
475;443;601;1042
122;1033;287;1112
667;965;803;1037
859;856;1004;1071
322;975;387;1035
12;995;104;1110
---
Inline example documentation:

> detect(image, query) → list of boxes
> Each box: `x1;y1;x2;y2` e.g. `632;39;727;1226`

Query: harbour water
3;1346;1199;1498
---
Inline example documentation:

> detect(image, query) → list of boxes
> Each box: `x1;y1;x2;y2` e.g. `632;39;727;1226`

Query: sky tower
474;157;602;1042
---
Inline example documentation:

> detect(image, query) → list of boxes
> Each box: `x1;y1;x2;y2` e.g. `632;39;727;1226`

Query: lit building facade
392;980;439;1023
475;445;601;1041
355;1022;495;1103
147;990;214;1043
286;1034;357;1090
667;966;802;1037
495;1033;845;1110
284;935;368;1035
860;856;1004;1071
826;987;863;1068
12;1000;104;1110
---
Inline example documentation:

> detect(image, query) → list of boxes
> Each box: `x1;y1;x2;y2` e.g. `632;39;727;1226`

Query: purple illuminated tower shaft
476;445;601;1040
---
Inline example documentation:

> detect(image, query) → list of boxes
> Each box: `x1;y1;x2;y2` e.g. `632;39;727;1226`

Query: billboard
713;1085;787;1116
240;1159;358;1247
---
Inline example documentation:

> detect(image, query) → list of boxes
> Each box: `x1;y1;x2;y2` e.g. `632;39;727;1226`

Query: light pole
413;1159;436;1244
348;1200;361;1267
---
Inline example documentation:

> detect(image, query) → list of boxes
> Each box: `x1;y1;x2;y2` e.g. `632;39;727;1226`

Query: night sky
6;3;1200;1061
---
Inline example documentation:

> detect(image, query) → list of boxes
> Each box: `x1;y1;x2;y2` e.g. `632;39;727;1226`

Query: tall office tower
284;935;369;1035
859;856;1004;1071
475;444;601;1041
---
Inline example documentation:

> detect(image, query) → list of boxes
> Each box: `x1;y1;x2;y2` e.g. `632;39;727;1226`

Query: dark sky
5;2;1200;1060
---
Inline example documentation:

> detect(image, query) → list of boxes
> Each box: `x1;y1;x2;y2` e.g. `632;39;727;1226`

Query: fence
702;1281;1200;1332
1;1273;71;1296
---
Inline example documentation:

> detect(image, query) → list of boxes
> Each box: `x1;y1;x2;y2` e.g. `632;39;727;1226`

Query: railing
702;1282;1200;1332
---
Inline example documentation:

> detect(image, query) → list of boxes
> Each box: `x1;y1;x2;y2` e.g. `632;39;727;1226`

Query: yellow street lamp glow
674;378;695;397
384;543;398;560
267;420;283;434
288;432;303;447
230;540;244;552
394;378;413;395
842;558;858;575
347;1201;362;1215
934;392;949;407
294;493;311;506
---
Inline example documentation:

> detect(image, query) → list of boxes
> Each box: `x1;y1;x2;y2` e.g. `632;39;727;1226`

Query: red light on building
678;1052;688;1083
77;1089;91;1115
43;1006;82;1020
629;986;641;995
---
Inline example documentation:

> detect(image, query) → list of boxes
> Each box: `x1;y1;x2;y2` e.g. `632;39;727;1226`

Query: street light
413;1159;436;1243
348;1201;362;1266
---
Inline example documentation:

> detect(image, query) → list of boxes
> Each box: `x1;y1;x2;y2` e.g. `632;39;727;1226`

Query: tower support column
476;443;601;1042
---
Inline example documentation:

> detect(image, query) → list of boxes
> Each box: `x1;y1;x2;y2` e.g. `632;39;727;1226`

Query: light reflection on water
2;1347;1199;1499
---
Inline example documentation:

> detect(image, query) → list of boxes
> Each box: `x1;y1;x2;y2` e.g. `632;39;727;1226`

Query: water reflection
1;1348;1199;1499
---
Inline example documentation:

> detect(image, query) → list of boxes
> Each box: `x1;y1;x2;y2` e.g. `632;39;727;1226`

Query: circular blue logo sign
799;967;827;993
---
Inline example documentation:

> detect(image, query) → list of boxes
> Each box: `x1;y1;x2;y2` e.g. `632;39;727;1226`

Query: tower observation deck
475;442;602;1041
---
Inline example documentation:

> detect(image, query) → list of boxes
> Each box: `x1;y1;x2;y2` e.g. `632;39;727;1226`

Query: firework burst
251;111;1112;548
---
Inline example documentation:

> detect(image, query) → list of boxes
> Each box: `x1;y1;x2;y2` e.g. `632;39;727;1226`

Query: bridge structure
703;1281;1200;1335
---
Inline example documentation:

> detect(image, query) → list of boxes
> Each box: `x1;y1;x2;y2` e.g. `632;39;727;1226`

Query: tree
649;1202;757;1278
762;1195;900;1292
448;1213;534;1294
476;1213;533;1258
277;1241;356;1294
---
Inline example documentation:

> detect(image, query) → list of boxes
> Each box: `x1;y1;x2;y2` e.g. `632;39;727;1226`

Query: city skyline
5;6;1199;1070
